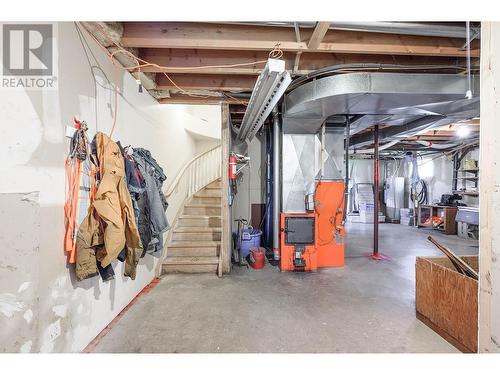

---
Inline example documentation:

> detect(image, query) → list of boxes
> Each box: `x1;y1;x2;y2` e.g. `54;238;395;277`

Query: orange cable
78;22;283;99
77;22;286;135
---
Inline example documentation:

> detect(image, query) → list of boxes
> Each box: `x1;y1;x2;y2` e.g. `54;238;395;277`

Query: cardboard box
415;255;478;353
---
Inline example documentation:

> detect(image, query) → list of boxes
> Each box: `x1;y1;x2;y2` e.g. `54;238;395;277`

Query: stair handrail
165;144;222;199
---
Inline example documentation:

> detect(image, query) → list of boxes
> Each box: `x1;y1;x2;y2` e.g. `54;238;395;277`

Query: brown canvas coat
75;132;142;281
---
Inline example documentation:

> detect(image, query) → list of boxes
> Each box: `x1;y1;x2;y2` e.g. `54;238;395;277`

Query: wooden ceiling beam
138;48;469;75
156;73;256;91
159;93;247;105
138;49;278;75
307;22;331;50
122;22;479;57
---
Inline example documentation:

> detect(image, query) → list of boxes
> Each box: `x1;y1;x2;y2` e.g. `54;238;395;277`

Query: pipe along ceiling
228;22;480;40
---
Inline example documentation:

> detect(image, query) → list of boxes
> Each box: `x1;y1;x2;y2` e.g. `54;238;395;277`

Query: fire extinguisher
229;153;237;180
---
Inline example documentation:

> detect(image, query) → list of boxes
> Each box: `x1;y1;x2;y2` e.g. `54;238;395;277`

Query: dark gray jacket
133;149;170;254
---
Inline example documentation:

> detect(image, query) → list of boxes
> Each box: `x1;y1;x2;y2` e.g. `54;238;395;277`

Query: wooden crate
417;205;458;235
415;255;478;353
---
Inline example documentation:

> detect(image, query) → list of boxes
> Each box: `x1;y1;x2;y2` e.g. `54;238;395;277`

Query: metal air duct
281;71;480;213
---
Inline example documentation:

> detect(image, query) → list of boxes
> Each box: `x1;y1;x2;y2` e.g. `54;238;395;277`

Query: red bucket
249;247;265;270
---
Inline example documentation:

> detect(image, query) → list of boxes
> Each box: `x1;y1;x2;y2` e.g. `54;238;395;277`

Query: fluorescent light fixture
237;59;292;141
456;126;471;138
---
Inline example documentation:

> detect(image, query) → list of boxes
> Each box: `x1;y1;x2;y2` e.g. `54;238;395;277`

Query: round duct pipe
223;21;478;39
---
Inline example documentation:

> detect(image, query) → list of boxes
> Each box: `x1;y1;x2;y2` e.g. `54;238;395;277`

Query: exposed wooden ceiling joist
122;22;480;57
159;93;248;105
83;21;481;113
138;49;275;75
137;48;471;75
156;74;256;91
307;22;331;50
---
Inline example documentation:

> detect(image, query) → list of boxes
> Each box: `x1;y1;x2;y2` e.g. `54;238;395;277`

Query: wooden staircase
162;179;222;274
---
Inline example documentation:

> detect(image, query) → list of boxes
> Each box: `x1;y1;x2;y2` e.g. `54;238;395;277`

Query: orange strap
64;157;82;263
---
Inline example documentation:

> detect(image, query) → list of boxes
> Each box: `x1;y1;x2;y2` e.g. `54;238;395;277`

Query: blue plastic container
239;228;262;258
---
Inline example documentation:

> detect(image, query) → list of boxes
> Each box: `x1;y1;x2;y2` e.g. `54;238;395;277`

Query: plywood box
415;255;478;353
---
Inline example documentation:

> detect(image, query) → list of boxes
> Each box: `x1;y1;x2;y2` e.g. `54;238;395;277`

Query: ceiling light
456;126;471;138
237;59;291;142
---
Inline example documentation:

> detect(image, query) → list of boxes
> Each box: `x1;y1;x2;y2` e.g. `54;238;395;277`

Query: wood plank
138;48;470;75
139;48;279;75
478;22;499;352
164;256;219;265
167;247;218;258
123;22;303;51
122;22;480;57
162;263;218;274
428;236;467;275
307;22;331;50
416;256;478;353
156;73;256;91
293;52;302;74
320;29;480;57
417;312;475;353
159;93;248;105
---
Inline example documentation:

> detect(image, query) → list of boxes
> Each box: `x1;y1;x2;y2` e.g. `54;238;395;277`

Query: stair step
194;190;221;198
167;246;218;257
184;205;221;215
164;256;219;265
179;215;222;219
178;215;222;227
162;263;218;274
169;240;220;248
207;180;221;189
185;204;220;208
162;256;219;274
174;227;222;233
172;231;221;241
191;196;221;205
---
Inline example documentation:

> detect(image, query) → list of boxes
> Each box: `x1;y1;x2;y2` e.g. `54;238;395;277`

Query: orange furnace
280;180;345;272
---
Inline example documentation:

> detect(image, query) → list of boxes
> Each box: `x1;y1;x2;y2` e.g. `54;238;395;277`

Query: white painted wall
0;22;220;352
479;22;500;353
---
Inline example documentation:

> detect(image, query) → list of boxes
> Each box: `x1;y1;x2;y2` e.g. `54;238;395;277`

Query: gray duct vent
283;72;480;137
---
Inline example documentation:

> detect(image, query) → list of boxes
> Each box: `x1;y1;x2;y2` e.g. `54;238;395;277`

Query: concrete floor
92;223;478;353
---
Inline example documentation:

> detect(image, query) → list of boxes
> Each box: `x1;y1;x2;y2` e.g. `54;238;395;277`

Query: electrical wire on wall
75;22;123;137
79;22;284;99
75;22;204;140
76;22;287;140
75;23;103;135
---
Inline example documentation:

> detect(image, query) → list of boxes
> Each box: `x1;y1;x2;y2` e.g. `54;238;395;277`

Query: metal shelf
454;168;479;173
453;190;479;196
